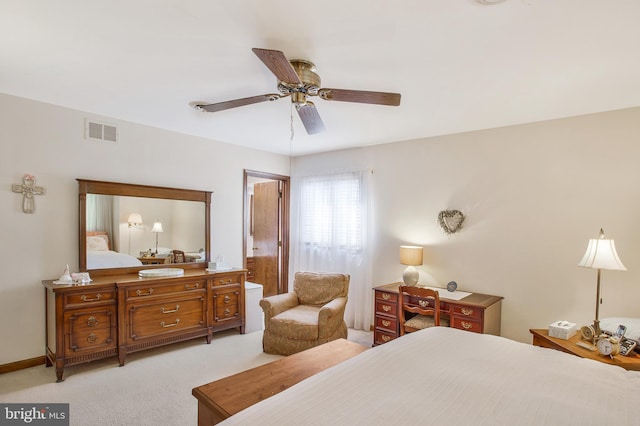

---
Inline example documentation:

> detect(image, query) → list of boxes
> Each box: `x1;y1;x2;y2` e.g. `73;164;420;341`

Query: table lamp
151;220;164;255
577;228;626;336
400;245;423;286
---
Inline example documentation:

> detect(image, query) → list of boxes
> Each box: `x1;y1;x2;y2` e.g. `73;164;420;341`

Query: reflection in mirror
85;194;205;270
78;179;211;274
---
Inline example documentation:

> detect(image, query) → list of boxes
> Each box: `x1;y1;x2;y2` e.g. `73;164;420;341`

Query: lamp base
402;265;419;286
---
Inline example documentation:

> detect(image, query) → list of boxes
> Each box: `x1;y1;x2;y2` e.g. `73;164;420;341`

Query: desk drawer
375;300;397;317
375;290;398;304
451;304;482;321
374;329;397;345
375;316;397;333
451;318;483;333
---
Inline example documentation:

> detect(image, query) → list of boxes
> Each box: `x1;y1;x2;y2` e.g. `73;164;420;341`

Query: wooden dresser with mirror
43;180;246;382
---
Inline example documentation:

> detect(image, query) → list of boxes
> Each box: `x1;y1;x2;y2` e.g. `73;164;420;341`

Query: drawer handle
382;305;391;312
160;304;180;314
160;319;180;328
81;294;102;302
381;335;390;342
382;320;391;327
185;283;200;290
136;288;154;296
461;307;474;316
87;316;98;327
87;333;98;343
382;293;391;300
418;300;429;308
218;279;233;285
224;308;231;317
223;295;231;304
461;321;473;330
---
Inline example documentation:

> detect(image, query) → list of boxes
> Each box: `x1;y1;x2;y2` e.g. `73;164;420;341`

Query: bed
219;327;640;425
86;231;142;269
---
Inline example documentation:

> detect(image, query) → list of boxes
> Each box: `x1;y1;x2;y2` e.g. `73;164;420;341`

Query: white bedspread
220;327;640;426
87;250;143;269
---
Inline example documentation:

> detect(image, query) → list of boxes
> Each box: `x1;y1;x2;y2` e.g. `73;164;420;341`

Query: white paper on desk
417;285;471;301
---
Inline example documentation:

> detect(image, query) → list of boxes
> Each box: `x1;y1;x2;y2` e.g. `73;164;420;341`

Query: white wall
0;93;289;364
292;107;640;343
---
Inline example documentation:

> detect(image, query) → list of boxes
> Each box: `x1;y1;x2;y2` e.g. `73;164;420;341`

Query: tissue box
549;321;577;340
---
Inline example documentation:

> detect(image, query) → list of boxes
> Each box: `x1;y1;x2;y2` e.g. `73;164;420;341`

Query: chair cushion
269;305;322;340
293;272;349;305
405;315;449;329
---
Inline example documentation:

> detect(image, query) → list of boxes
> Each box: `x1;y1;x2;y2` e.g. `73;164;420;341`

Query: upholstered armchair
260;272;350;356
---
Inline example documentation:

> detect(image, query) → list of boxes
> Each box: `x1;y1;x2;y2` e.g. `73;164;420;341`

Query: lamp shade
127;213;143;227
151;221;164;233
578;237;626;271
400;246;423;266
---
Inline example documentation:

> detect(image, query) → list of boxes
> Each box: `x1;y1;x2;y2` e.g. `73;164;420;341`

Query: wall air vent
85;119;118;143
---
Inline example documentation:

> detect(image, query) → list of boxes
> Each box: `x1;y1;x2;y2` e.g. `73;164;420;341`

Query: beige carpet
0;329;372;426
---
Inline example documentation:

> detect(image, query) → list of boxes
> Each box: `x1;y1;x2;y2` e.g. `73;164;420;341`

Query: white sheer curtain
86;194;114;245
291;169;373;330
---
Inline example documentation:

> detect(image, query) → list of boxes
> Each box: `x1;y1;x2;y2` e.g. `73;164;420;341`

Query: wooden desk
530;328;640;371
192;339;367;425
373;283;503;346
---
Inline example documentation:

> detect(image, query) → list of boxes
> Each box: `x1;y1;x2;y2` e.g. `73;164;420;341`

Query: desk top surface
374;282;503;308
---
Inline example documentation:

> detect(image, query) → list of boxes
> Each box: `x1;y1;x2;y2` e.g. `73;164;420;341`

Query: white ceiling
2;0;639;156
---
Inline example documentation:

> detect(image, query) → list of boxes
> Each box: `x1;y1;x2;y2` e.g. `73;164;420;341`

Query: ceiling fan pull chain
290;102;295;142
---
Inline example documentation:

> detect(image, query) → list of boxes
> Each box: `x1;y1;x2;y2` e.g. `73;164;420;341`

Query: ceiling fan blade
195;94;282;113
318;88;401;106
252;48;302;85
296;102;326;135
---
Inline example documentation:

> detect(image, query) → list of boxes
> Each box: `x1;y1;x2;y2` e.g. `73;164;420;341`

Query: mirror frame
78;179;211;276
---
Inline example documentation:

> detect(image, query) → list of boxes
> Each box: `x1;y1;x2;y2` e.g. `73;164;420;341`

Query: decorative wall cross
12;174;46;213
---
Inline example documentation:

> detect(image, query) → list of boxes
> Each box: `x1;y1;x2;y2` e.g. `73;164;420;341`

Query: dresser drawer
64;307;117;353
374;329;397;345
375;300;397;317
451;304;482;321
128;295;206;341
212;286;240;321
64;289;116;306
123;279;206;300
210;273;244;287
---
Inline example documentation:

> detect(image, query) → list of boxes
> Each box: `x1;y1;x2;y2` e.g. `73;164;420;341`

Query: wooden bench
192;338;368;425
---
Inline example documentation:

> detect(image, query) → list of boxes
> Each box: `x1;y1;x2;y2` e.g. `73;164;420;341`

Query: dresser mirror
78;179;211;275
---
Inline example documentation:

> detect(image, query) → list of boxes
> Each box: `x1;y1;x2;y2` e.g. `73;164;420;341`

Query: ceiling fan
195;48;401;135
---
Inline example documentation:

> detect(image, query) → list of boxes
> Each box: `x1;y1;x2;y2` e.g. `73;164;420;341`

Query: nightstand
530;328;640;371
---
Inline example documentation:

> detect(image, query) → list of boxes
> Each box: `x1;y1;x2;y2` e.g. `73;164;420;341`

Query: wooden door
252;181;280;297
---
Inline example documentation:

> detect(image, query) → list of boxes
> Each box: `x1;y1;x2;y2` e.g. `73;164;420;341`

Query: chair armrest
259;292;299;321
318;296;348;337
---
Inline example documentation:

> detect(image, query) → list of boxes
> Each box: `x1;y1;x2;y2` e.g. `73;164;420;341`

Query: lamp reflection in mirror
578;228;626;336
151;220;164;255
127;213;143;228
400;245;423;286
127;213;143;255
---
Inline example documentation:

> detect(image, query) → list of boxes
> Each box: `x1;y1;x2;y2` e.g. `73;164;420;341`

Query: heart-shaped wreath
438;210;465;235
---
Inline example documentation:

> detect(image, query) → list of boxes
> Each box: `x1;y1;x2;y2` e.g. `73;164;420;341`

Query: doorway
243;170;290;297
